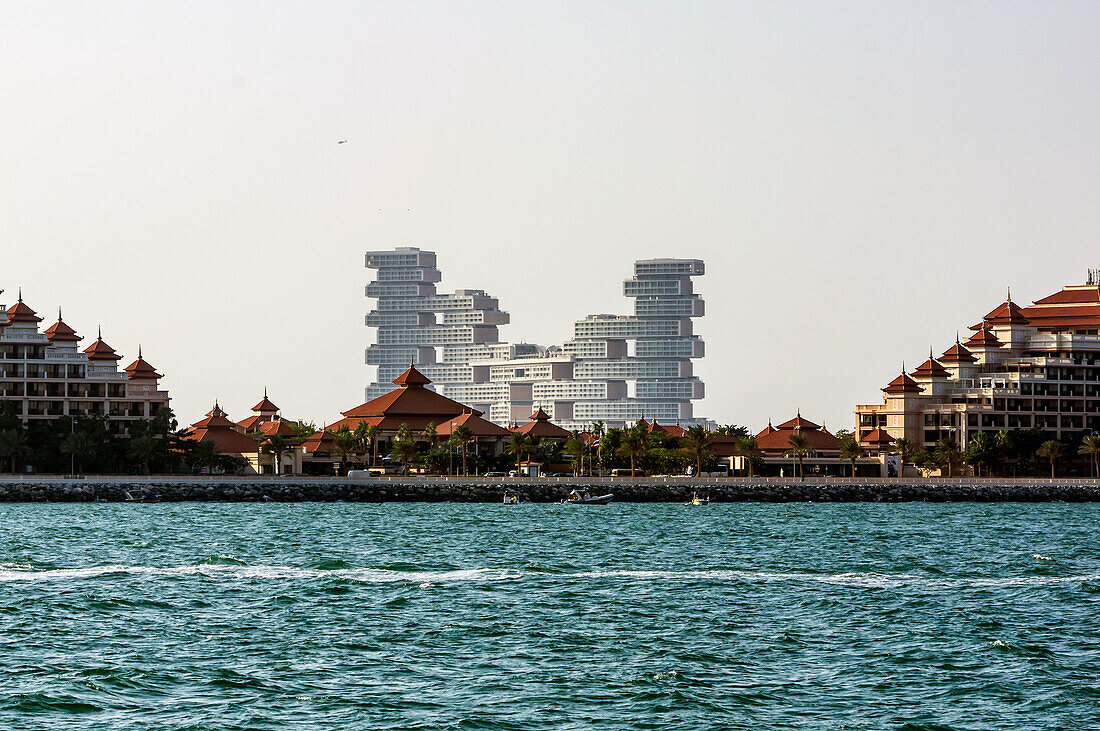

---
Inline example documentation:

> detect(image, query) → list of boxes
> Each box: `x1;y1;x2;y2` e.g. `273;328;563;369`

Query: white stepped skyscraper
363;248;510;401
364;248;707;429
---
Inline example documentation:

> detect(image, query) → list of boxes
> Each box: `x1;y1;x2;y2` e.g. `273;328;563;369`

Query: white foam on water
0;564;1095;588
1032;554;1052;561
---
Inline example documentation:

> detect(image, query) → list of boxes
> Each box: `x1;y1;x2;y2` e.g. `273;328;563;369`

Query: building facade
364;249;709;430
0;292;169;434
856;273;1100;452
363;248;511;401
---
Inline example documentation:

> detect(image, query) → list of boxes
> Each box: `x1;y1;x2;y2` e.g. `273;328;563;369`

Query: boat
686;492;709;506
123;491;163;503
561;491;613;505
502;492;520;505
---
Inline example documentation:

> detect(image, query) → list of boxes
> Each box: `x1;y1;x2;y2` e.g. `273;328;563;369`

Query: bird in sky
338;139;347;144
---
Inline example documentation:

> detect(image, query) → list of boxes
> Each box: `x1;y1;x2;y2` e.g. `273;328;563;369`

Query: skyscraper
363;248;511;401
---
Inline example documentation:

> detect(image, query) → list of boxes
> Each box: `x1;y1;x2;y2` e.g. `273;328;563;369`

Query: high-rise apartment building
856;272;1100;450
0;291;170;434
364;249;708;429
363;248;511;401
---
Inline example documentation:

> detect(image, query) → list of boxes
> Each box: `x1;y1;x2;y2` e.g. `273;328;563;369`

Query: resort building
336;362;511;459
0;291;169;434
364;248;709;430
856;272;1100;452
182;397;304;475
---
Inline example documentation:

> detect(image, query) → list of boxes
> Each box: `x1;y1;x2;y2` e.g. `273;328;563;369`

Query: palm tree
390;437;420;476
934;438;962;478
331;426;357;476
0;429;29;474
735;436;762;477
262;434;290;475
127;434;159;475
60;430;95;474
618;424;649;476
1037;440;1064;479
505;432;530;473
452;425;474;475
889;437;913;478
353;422;378;466
563;434;585;477
591;420;606;474
837;436;862;477
1078;435;1100;478
682;425;716;477
786;433;810;481
423;422;438;450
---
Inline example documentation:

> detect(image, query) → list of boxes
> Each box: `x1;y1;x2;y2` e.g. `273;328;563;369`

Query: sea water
1;502;1098;730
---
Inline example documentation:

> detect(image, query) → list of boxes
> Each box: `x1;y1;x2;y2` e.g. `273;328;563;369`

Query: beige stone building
0;292;169;434
857;273;1100;452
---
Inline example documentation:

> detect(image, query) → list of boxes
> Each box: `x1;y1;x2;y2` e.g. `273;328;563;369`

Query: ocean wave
0;564;1096;588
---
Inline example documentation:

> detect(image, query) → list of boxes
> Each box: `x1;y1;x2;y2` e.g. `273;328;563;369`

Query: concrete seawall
0;477;1098;503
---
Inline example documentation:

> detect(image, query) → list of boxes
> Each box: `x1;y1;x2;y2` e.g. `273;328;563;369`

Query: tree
262;434;290;475
717;424;750;439
618;424;649;476
0;428;29;474
390;437;419;476
786;433;810;481
353;422;379;466
934;438;962;477
1037;440;1064;479
505;432;530;473
331;426;358;476
563;433;585;477
837;436;862;476
735;436;763;477
682;425;716;477
452;425;474;476
423;422;438;451
1079;434;1100;479
964;432;1001;477
889;438;914;478
60;430;95;474
127;435;159;475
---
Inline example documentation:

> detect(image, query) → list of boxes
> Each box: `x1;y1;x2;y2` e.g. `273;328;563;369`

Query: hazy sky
2;1;1098;430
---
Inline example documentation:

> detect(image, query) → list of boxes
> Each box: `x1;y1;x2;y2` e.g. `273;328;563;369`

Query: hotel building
856;272;1100;451
365;249;708;430
0;291;170;434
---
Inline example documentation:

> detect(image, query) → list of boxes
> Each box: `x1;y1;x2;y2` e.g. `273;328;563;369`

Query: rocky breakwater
0;478;1098;503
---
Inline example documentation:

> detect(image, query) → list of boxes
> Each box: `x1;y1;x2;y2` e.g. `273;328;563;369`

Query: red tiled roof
259;419;301;438
437;412;511;437
965;326;1003;348
183;404;260;454
982;297;1029;325
511;410;570;439
237;414;265;431
300;429;336;455
252;394;279;413
940;340;977;364
861;427;895;445
911;356;950;379
1031;285;1100;306
755;421;843;454
44;314;80;343
755;421;777;438
392;364;431;386
5;298;41;324
125;353;163;381
340;368;481;422
1019;285;1100;329
84;334;121;361
883;371;923;394
776;414;819;430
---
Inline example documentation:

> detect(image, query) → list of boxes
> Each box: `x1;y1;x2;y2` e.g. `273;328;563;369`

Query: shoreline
0;477;1097;503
